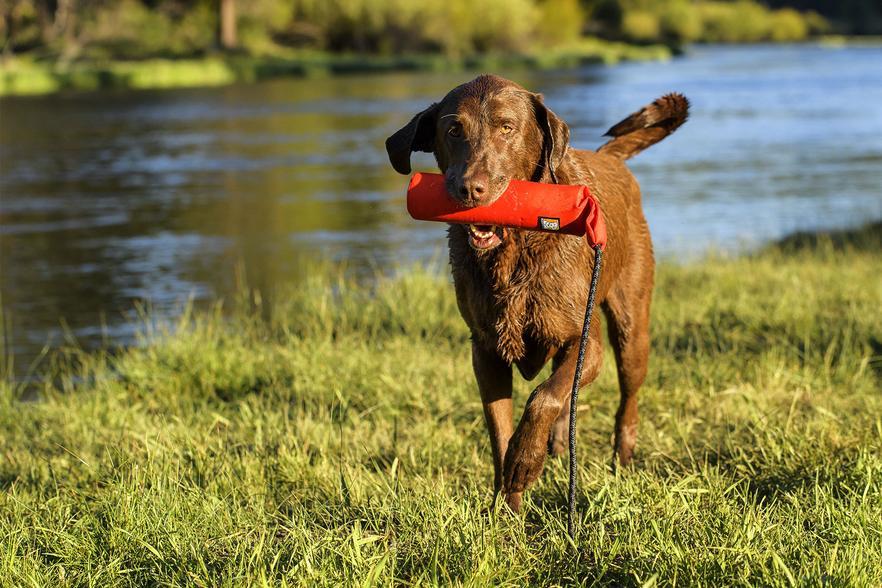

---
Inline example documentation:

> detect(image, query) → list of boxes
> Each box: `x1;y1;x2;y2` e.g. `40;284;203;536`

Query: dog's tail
597;93;689;160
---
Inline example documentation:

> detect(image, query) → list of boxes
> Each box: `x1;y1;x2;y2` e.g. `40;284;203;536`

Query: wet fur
386;75;688;510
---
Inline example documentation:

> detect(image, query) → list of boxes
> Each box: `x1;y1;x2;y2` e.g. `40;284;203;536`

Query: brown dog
386;75;688;510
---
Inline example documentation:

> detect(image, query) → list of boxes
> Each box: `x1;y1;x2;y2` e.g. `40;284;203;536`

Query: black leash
567;243;603;540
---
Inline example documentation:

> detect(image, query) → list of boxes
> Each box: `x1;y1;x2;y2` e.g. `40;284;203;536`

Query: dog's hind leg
472;341;516;505
603;255;654;468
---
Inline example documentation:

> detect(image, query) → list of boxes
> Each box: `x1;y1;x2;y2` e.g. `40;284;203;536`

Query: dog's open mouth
467;224;503;250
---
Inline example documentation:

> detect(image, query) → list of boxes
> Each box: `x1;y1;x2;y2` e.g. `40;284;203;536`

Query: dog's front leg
472;341;515;505
502;322;603;506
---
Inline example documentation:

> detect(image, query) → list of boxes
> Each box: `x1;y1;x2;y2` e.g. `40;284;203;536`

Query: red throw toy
406;172;607;250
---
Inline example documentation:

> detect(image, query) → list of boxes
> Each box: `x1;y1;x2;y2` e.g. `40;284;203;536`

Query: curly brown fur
386;75;688;510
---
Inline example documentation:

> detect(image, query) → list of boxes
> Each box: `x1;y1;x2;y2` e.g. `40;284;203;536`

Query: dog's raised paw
503;428;548;494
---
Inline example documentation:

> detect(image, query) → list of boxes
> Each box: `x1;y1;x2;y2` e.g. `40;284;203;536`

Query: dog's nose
459;173;488;201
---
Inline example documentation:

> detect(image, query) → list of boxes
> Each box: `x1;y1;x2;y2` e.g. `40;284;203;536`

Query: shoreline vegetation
1;224;881;583
3;0;878;97
2;37;881;97
0;40;674;96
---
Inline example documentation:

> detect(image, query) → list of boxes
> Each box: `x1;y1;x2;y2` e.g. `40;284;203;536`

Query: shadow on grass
765;221;882;254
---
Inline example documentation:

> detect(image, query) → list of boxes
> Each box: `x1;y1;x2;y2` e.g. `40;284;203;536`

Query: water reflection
1;45;881;376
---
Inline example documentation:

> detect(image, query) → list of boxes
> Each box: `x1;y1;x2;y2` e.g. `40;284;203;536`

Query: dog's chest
483;236;586;362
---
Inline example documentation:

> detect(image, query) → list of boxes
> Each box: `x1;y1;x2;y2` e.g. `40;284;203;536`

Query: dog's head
386;75;569;251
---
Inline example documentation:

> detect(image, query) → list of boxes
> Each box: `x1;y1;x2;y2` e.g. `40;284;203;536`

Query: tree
219;0;236;49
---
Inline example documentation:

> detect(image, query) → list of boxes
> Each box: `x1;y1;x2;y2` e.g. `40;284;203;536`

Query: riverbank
4;36;879;98
0;39;672;97
2;223;880;584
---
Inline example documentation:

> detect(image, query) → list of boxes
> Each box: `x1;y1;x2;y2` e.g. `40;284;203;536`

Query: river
2;44;881;378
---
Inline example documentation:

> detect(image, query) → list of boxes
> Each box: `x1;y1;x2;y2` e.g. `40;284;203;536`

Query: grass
1;223;881;585
0;40;672;97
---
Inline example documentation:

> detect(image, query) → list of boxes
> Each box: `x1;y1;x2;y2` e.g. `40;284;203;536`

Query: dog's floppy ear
531;93;569;183
385;102;440;175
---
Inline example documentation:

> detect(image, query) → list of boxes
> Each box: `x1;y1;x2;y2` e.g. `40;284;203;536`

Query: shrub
467;0;537;53
622;10;661;42
770;8;809;42
283;0;535;56
804;10;830;35
536;0;586;47
658;1;705;43
85;0;176;58
697;1;772;43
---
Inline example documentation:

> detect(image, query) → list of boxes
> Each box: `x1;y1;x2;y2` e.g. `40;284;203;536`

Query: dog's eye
501;124;514;135
448;125;462;138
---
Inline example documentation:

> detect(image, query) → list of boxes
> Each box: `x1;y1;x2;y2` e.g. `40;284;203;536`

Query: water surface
2;44;881;377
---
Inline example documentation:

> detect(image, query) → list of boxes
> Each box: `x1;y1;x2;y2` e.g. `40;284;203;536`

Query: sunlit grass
1;224;881;585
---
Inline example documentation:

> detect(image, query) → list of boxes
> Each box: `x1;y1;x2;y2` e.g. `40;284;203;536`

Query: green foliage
86;0;175;58
0;40;672;96
283;0;538;56
803;10;831;35
697;0;771;42
770;7;810;41
621;10;661;41
0;0;831;65
616;0;823;44
2;225;881;584
658;1;704;42
536;0;586;47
